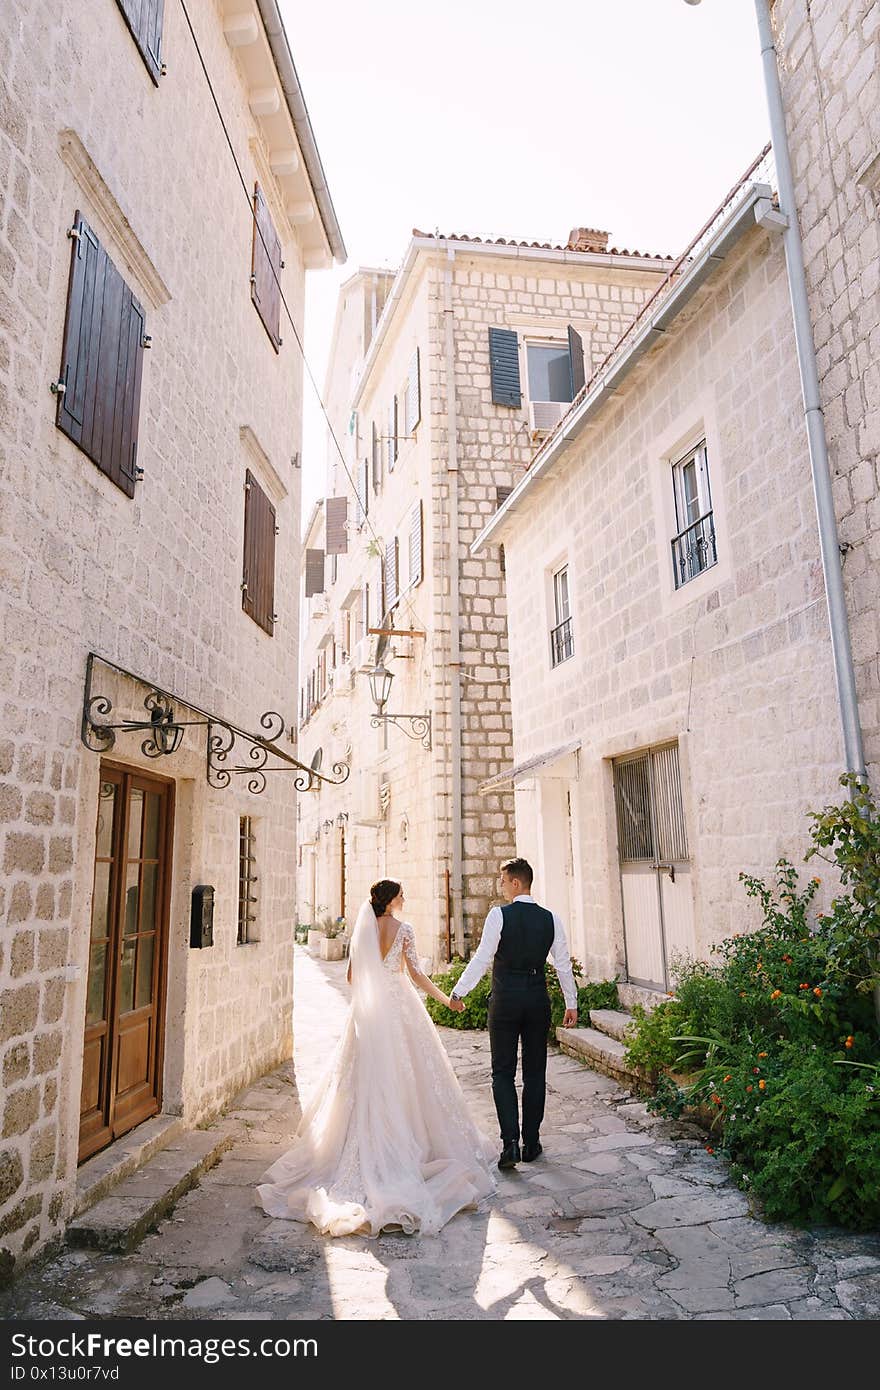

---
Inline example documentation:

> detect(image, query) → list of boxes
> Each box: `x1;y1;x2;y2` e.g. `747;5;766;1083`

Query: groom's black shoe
498;1141;521;1170
522;1139;543;1162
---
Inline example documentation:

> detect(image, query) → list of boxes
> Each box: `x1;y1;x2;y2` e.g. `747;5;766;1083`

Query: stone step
617;981;667;1012
555;1025;645;1085
67;1125;237;1253
588;1008;636;1043
75;1114;185;1217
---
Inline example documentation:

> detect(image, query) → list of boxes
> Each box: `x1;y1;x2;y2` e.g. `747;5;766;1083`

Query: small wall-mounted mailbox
190;884;215;949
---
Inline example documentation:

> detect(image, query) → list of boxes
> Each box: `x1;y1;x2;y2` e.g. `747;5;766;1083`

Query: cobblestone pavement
3;949;880;1321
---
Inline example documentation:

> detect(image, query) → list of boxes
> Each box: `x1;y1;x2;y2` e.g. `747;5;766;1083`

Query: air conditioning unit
353;770;384;826
529;399;569;437
332;659;354;694
390;636;414;660
311;593;329;617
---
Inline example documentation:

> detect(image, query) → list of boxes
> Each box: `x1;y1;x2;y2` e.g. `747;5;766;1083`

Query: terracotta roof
411;228;674;260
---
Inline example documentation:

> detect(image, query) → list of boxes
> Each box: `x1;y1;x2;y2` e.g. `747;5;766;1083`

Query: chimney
566;227;610;253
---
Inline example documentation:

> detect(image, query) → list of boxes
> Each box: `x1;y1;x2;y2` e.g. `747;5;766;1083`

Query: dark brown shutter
495;484;513;508
371;420;381;490
116;0;164;85
408;501;423;587
385;537;399;610
568;324;586;396
305;548;325;597
56;211;145;499
251;183;282;352
325;496;348;555
242;470;276;635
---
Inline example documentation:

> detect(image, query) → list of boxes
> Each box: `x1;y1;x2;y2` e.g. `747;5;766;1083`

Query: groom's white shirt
453;894;578;1009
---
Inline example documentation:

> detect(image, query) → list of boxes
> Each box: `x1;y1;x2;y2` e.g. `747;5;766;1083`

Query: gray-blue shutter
488;327;521;407
568;324;586;397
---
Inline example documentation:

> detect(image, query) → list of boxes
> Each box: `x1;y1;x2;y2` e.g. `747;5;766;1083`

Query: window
386;399;398;472
242;470;276;635
356;459;369;527
550;564;573;667
237;817;258;944
56;212;146;499
404;349;421;436
251;183;282;352
115;0;164;85
325;496;348;555
304;548;325;598
670;441;716;589
528;343;573;403
371;420;381;491
385;536;399;611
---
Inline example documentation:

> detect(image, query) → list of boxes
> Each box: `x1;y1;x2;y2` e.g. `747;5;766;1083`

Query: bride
257;879;497;1237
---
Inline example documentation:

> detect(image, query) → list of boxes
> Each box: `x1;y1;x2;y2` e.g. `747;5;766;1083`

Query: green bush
425;958;618;1037
623;775;880;1230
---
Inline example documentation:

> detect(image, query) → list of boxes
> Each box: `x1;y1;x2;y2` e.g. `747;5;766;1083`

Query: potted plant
320;916;347;962
294;923;310;946
307;908;328;953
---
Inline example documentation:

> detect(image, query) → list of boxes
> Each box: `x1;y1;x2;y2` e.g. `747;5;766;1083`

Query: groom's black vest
492;900;555;995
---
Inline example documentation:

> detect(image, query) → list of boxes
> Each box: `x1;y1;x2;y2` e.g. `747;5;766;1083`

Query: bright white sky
279;0;771;516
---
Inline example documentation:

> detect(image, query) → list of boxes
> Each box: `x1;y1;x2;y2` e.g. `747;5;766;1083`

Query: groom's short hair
500;857;533;888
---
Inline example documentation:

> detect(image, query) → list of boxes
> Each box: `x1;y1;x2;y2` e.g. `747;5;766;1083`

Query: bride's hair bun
370;879;401;916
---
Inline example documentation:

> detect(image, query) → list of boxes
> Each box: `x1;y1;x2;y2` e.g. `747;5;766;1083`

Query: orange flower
739;991;747;998
799;983;810;990
812;877;821;885
758;1051;768;1059
723;1074;732;1082
705;1146;715;1155
746;1085;753;1093
711;1094;722;1105
845;1036;855;1049
758;1079;766;1091
756;961;763;970
770;989;782;1000
782;955;792;964
813;987;822;997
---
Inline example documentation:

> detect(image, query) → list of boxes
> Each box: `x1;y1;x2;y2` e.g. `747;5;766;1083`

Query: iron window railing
550;616;574;667
237;816;258;944
671;510;717;589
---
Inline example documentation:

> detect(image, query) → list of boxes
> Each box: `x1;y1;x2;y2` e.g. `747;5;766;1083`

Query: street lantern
368;662;394;713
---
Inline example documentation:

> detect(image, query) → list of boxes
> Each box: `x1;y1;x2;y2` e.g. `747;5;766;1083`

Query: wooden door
79;765;173;1162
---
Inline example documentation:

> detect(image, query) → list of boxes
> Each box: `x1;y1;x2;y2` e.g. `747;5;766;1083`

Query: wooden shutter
361;584;370;638
496;484;513;508
56;211;145;500
115;0;164;85
251;183;282;352
384;537;399;610
408;501;423;587
405;348;421;435
488;327;521;407
242;470;276;635
377;556;386;621
304;548;325;598
371;420;381;491
325;496;348;555
386;400;397;473
355;459;369;527
568;324;586;397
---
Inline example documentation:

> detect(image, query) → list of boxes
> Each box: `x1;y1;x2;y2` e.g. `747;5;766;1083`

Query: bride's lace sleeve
402;924;421;974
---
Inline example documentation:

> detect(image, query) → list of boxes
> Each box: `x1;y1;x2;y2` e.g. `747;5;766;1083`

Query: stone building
0;0;343;1270
472;151;851;992
770;0;880;774
297;236;675;963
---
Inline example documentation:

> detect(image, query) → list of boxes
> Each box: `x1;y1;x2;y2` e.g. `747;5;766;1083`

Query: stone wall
497;224;844;978
0;0;314;1266
772;0;880;771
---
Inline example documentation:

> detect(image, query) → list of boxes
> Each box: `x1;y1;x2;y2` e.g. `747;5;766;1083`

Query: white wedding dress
257;902;497;1237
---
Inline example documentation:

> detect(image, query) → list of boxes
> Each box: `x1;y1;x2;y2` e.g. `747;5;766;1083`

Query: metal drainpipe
443;253;465;958
754;0;865;778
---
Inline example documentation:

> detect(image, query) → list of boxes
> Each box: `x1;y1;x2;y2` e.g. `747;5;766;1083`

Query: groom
449;858;578;1170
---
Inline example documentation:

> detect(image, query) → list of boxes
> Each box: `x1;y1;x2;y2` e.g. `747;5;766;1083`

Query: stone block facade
298;238;672;961
0;0;340;1270
772;0;880;771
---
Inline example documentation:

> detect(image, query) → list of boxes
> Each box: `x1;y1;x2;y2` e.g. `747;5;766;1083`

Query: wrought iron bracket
81;652;350;795
369;712;432;750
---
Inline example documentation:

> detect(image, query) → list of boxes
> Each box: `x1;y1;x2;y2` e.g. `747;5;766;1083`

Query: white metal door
613;743;693;991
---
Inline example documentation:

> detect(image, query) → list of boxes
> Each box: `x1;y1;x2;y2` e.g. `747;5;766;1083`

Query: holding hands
446;995;465;1013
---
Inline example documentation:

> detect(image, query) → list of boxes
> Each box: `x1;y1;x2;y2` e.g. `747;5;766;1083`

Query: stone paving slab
3;948;880;1320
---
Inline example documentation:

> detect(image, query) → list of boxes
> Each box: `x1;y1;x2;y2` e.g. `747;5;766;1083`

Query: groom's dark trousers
487;901;555;1145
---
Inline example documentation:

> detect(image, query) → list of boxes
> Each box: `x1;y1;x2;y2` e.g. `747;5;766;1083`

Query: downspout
443;252;465;958
754;0;865;778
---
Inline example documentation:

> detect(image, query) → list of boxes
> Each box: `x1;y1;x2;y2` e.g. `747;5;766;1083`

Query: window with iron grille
671;441;716;589
237;817;258;944
550;564;573;667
